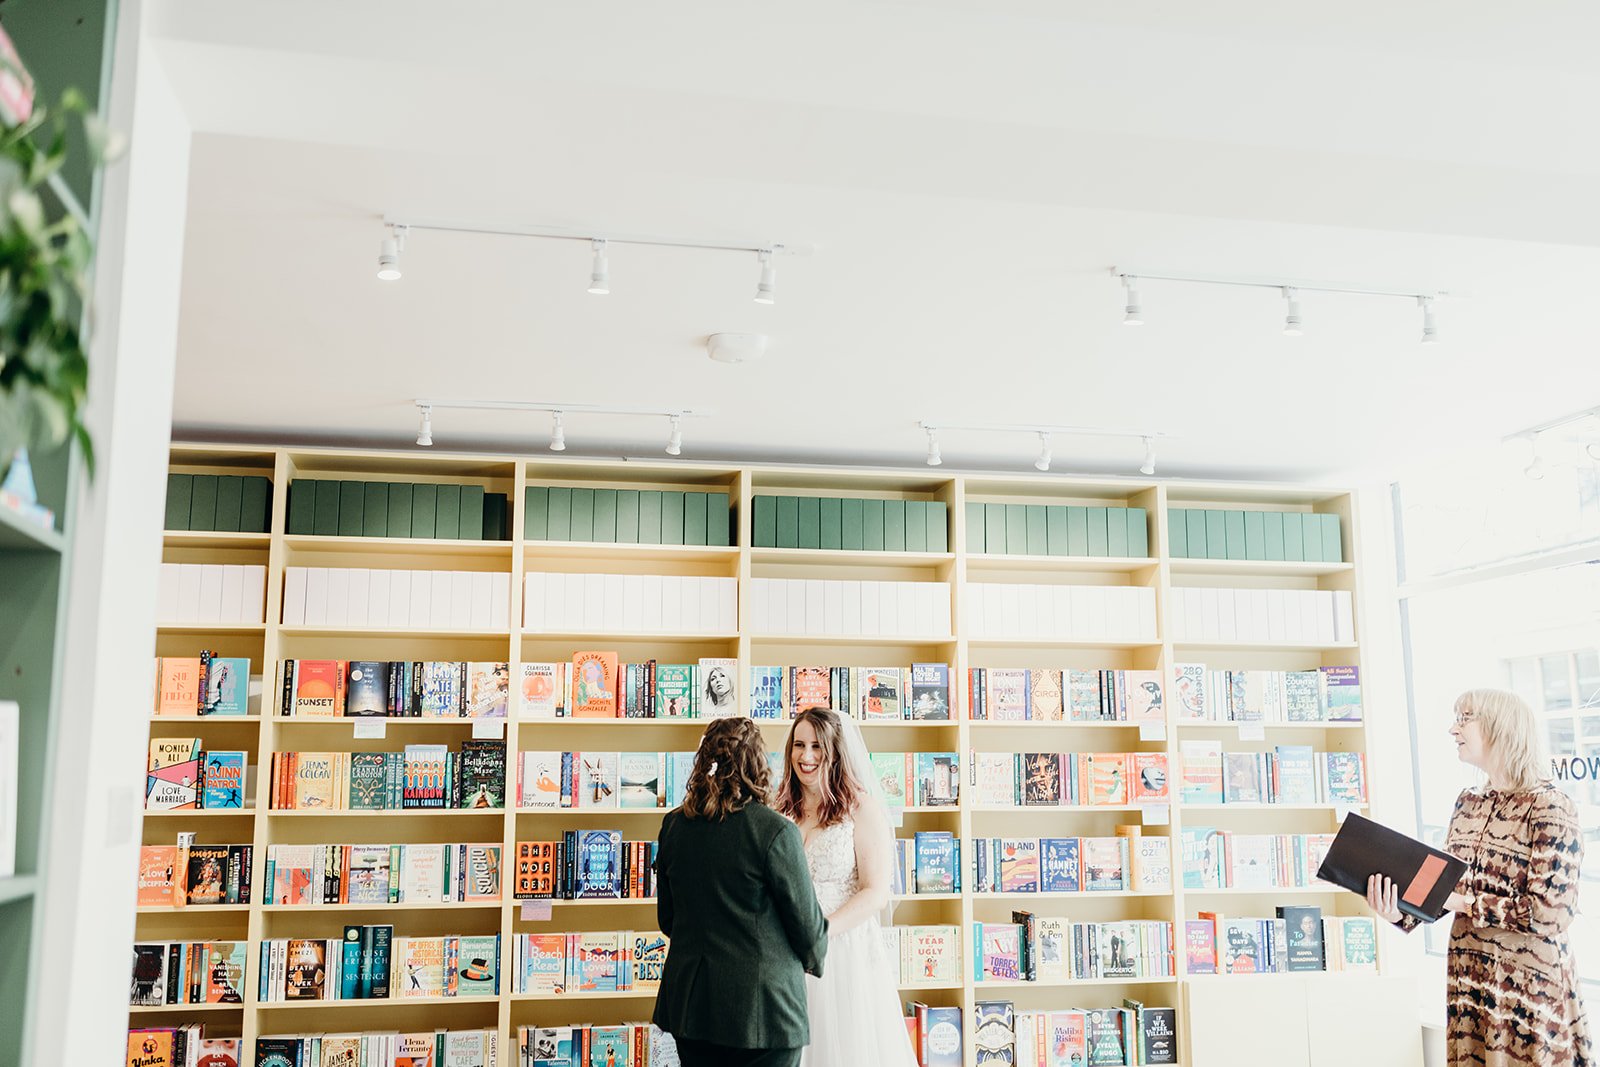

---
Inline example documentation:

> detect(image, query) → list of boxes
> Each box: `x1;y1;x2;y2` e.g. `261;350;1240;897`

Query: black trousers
673;1037;802;1067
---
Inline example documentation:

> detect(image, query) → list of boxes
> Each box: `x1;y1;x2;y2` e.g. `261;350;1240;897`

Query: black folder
1316;812;1468;922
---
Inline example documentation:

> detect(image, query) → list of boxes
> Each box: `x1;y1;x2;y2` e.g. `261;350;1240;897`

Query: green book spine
796;496;820;550
362;482;389;538
410;483;438;539
1167;508;1187;557
819;497;843;551
240;476;271;534
1262;511;1285;561
1045;505;1068;556
753;496;777;547
863;499;885;551
775;496;799;548
1106;507;1129;557
617;489;641;545
286;478;316;536
1186;510;1208;559
337;480;365;537
841;498;864;551
1086;507;1109;557
927;501;948;552
165;473;193;532
387;483;413;538
1065;506;1089;556
312;480;340;536
483;492;507;541
1224;510;1248;561
1281;513;1305;562
1024;505;1047;555
1321;513;1344;564
638;490;663;545
883;500;907;552
213;476;243;533
1004;504;1027;554
568;487;595;543
188;474;218;532
984;503;1007;555
661;491;685;546
1204;510;1228;560
593;489;618;544
905;500;927;553
684;491;708;546
458;484;485;541
707;492;731;547
965;502;985;553
434;484;462;541
546;486;573;541
1127;507;1149;557
524;486;549;540
1242;511;1265;561
1301;511;1323;563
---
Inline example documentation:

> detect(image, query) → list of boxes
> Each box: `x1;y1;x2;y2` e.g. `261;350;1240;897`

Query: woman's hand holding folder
1367;874;1473;921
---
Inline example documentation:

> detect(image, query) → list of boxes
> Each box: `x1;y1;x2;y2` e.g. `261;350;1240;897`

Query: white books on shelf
280;567;507;631
157;563;267;625
964;582;1157;643
0;700;16;878
1169;587;1353;645
744;578;950;637
521;572;737;634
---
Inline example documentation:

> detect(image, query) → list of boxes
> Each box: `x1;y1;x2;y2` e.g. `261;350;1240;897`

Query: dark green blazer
652;802;828;1049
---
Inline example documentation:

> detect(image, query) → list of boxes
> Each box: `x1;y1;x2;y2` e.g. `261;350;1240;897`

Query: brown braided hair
775;706;865;828
681;717;771;821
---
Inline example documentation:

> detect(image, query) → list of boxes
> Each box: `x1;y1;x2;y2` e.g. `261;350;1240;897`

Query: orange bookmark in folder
1316;812;1468;922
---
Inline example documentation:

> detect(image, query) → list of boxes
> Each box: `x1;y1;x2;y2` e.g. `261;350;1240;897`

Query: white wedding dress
801;816;918;1067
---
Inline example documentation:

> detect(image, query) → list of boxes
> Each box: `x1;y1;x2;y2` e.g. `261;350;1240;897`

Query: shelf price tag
353;719;387;739
1237;721;1266;742
472;718;506;740
1138;722;1167;742
520;900;553;921
1140;803;1170;826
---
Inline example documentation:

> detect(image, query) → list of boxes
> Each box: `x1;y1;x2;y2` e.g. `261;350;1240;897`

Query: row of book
523;571;737;634
257;1029;501;1067
258;931;500;1001
751;663;952;720
1178;744;1366;806
747;577;954;637
1168;507;1343;563
286;478;508;541
516;1023;677;1067
264;843;502;906
966;583;1158;643
1186;907;1378;975
1181;829;1335;891
976;916;1175;982
969;751;1169;808
513;833;656;900
905;1002;962;1067
154;655;252;716
510;930;667;994
752;493;950;552
1169;586;1354;645
146;741;246;810
964;502;1150;558
975;998;1178;1067
283;567;512;632
526;483;731;546
968;668;1162;723
156;563;267;625
970;832;1171;895
888;924;963;985
279;659;509;718
1172;664;1362;722
269;742;506;810
137;842;254;907
125;1029;238;1067
130;941;247;1006
164;472;273;533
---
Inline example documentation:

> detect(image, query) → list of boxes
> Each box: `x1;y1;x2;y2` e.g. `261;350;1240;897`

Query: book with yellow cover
570;651;619;718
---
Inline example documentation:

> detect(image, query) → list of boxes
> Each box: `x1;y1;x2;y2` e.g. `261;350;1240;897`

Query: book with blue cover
914;831;958;894
750;666;785;719
200;750;246;809
198;655;250;716
1040;837;1082;893
574;829;623;898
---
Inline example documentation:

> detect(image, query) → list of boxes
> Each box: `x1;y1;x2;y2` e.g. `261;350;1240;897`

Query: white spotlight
1420;296;1438;344
587;239;610;295
377;224;406;281
1282;287;1303;337
550;411;567;452
1122;276;1143;326
754;249;776;305
665;415;683;456
1140;436;1156;476
415;405;433;447
925;428;942;467
1034;433;1052;472
1523;436;1544;480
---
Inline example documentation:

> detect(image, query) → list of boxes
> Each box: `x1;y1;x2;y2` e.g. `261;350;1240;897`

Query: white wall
27;3;191;1063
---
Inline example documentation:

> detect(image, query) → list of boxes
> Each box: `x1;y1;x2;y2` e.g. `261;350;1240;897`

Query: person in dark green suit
654;717;828;1067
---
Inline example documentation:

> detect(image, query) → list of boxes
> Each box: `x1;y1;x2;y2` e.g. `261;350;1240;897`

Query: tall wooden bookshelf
137;444;1372;1067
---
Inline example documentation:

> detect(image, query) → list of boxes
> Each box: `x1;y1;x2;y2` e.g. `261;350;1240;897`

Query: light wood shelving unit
137;444;1373;1067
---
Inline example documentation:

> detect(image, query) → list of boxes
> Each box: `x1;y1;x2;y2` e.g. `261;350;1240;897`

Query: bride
775;706;917;1067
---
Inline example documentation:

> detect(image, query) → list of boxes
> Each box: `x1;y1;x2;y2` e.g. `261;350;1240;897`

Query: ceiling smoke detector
706;333;769;364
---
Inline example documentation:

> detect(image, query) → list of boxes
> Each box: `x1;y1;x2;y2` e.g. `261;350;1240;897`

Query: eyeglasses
1452;710;1475;727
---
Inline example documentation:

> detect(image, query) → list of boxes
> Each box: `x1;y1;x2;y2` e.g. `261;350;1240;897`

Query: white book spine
281;566;308;626
304;567;330;627
388;569;412;628
345;568;370;628
470;571;494;630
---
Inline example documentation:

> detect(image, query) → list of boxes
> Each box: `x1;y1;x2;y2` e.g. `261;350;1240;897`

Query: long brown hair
776;706;865;828
680;717;771;821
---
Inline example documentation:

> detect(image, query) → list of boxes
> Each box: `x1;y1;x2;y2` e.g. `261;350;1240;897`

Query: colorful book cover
575;829;624;898
1129;753;1169;802
146;737;202;810
269;844;317;905
870;751;908;809
518;751;563;809
457;739;507;809
202;941;247;1002
998;837;1040;893
1040;837;1081;893
631;930;669;990
348;751;390;810
394;1033;437;1067
1085;752;1129;805
1170;663;1207;719
1338;916;1378;971
129;944;170;1005
1222;919;1265;974
1229;670;1280;723
1032;918;1069;984
199;657;250;716
618;752;665;808
401;843;448;902
462;843;502;901
1048;1010;1088;1067
971;752;1017;807
155;657;202;716
346;661;390;717
137;846;181;908
1322;666;1363;721
201;750;246;809
402;744;450;808
1135;836;1172;892
653;663;695;719
1181;827;1224;889
904;925;961;983
986;668;1029;720
457;934;500;995
1279;905;1325;972
1097;922;1140;979
915;752;960;806
398;936;446;996
1179;741;1224;803
520;662;562;719
514;841;557;899
1120;670;1164;722
914;831;958;894
291;660;345;717
789;665;832;714
588;1026;630;1067
346;844;394;904
974;1000;1017;1065
574;931;622;991
578;752;619;809
1081;837;1127;891
1086;1008;1128;1065
194;1037;242;1067
1284;670;1323;722
858;666;904;720
570;651;620;717
522;934;567;993
1274;745;1318;804
127;1031;179;1066
419;661;465;718
1065;669;1104;721
1022;752;1063;805
185;844;230;905
1185;918;1217;974
1027;668;1064;721
293;751;341;809
750;666;785;719
698;657;738;718
1222;752;1264;804
1323;752;1366;804
909;662;951;720
284;937;328;999
978;922;1023;981
920;1005;964;1067
466;661;510;718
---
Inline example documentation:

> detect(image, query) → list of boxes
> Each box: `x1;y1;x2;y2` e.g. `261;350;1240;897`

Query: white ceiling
154;1;1600;482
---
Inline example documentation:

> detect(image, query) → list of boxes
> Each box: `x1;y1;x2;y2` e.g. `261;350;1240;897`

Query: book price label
1141;803;1170;826
1138;722;1167;742
353;719;386;739
472;718;506;740
1238;721;1266;742
520;900;553;921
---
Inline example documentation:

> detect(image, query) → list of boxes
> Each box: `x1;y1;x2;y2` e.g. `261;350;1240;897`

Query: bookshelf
139;444;1373;1067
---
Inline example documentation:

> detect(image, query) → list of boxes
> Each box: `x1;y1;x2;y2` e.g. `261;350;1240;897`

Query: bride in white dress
775;706;918;1067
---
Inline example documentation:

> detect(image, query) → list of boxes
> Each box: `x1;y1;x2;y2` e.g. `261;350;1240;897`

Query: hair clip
709;760;719;775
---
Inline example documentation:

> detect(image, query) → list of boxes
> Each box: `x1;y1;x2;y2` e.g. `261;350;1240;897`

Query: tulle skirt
801;918;918;1067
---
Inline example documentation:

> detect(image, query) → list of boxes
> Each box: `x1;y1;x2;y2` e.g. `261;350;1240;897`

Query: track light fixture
919;421;1168;475
925;428;942;467
410;399;707;453
1523;438;1545;481
1034;433;1052;472
1122;276;1143;326
1140;436;1156;476
665;415;683;456
587;239;610;295
1419;296;1438;344
415;405;433;447
550;411;566;452
377;224;407;281
1588;441;1600;462
755;249;776;305
1503;403;1600;478
1282;287;1303;337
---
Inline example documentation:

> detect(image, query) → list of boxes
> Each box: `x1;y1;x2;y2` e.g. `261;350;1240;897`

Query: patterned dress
1398;784;1591;1067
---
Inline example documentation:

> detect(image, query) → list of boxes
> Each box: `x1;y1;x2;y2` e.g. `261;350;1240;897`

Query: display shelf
749;547;954;569
969;890;1170;901
128;1003;245;1015
1180;804;1366;814
1170;640;1359;652
521;629;739;642
965;554;1154;574
972;976;1179;990
260;901;503;912
1168;558;1353;578
257;995;501;1011
162;530;271;550
748;633;957;646
515;897;659;908
155;623;268;635
508;990;656;1002
266;809;507;818
150;715;264;723
1174;721;1365;732
967;804;1148;814
142;808;256;818
524;541;740;564
966;720;1155;730
967;637;1162;650
277;625;512;640
284;534;513;558
897;982;964;993
136;903;252;914
274;717;491;728
0;502;64;552
1183;885;1342;896
0;875;39;906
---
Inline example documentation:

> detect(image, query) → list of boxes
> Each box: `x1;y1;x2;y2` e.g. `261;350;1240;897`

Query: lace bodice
803;817;859;916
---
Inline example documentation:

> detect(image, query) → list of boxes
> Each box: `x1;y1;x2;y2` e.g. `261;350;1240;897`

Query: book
917;1004;963;1067
1179;741;1223;803
1133;836;1171;893
1084;752;1128;805
914;831;958;894
1185;918;1217;974
397;936;446;996
348;751;390;810
1278;904;1325;971
456;739;506;809
858;666;903;720
418;661;465;717
1040;837;1081;893
1129;752;1168;802
457;934;500;996
998;837;1039;893
1222;752;1263;804
698;657;738;717
986;669;1029;720
1120;670;1164;721
184;845;229;905
1317;812;1465;922
520;662;563;718
130;943;170;1005
1322;665;1363;721
466;662;510;718
870;752;908;809
201;941;246;1002
155;658;202;716
654;663;696;719
462;843;502;902
909;663;951;720
194;1038;241;1067
518;751;563;809
346;845;394;905
789;666;831;714
750;666;785;719
631;931;668;991
902;925;961;983
573;932;622;992
618;752;665;808
1139;1006;1178;1064
403;744;450;808
914;752;959;806
200;750;246;809
137;846;182;908
1081;837;1127;891
1221;919;1266;974
973;1000;1016;1066
288;660;345;717
578;753;619;809
1171;663;1207;719
198;657;250;716
346;661;390;716
1027;668;1063;721
1021;753;1062;806
574;829;624;898
514;841;558;899
977;922;1023;981
284;938;328;999
146;738;202;810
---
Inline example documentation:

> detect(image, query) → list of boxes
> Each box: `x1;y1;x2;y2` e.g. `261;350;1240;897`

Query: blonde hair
1456;688;1547;791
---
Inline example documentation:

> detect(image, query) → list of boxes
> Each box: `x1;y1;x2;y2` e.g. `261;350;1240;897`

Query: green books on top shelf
1168;508;1343;563
752;493;948;552
283;479;508;540
964;502;1148;558
164;473;272;533
525;485;731;546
